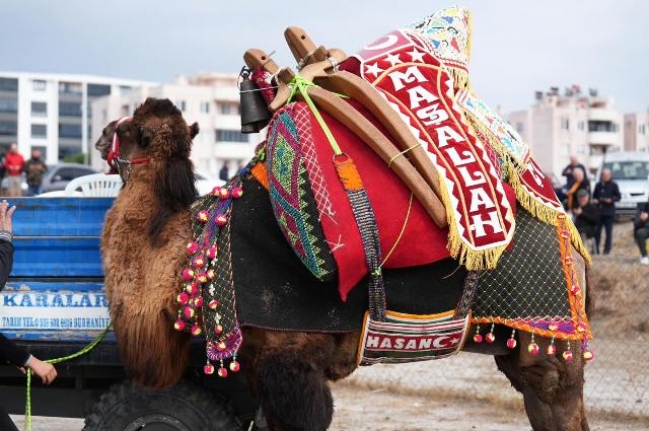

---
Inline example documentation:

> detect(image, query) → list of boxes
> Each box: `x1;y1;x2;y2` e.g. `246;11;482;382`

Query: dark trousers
595;214;615;253
0;405;19;431
635;227;649;257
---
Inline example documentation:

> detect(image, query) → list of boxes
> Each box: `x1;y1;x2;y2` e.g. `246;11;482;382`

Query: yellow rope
387;143;422;168
24;324;111;431
379;192;414;268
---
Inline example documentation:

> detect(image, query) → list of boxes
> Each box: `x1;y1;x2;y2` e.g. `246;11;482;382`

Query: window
219;103;239;115
200;102;210;114
58;123;82;139
640;124;647;135
176;100;186;112
215;129;249;143
0;98;18;113
58;82;82;95
0;121;17;136
31;124;47;138
31;102;47;117
578;121;585;131
59;102;82;117
0;78;18;92
33;80;47;91
87;83;111;97
562;119;570;130
119;86;132;96
588;120;615;132
602;161;649;181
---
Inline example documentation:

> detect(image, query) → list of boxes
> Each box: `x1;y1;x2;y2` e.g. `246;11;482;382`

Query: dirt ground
11;382;648;430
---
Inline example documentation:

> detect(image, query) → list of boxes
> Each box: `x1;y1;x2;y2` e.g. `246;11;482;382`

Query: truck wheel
83;379;242;431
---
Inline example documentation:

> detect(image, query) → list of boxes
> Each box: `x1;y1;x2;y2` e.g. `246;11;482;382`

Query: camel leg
495;333;589;431
254;348;333;431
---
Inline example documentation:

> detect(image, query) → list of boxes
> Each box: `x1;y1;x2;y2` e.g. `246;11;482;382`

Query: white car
194;171;225;196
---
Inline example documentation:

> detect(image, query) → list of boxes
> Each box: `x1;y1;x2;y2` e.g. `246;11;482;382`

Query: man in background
562;155;587;190
634;200;649;265
24;149;47;196
572;189;601;244
592;168;621;255
4;144;24;198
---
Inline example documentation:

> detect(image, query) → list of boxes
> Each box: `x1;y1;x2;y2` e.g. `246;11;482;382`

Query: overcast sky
1;0;647;113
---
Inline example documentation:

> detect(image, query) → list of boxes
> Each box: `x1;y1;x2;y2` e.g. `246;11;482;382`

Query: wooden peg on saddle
284;26;347;71
243;48;280;75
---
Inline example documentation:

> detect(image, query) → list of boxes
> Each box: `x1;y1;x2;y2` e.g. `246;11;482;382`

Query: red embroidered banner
352;30;515;268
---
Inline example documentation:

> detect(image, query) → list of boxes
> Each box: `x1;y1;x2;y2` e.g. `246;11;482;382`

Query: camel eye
138;127;151;148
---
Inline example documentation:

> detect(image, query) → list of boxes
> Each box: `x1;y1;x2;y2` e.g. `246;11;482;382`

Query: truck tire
83;379;242;431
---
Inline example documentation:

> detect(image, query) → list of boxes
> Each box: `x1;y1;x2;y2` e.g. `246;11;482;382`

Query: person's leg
9;176;21;197
635;227;649;257
27;185;36;197
0;405;19;431
594;221;603;254
603;215;614;254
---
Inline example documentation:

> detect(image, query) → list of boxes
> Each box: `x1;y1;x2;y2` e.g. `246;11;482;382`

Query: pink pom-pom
231;187;243;199
191;325;202;336
547;344;557;355
219;188;231;199
215;324;223;334
215;214;228;226
583;350;595;362
206;269;216;280
177;292;190;305
185;282;199;296
197;210;209;223
204;363;215;375
485;333;496;344
229;361;240;372
207;247;218;260
208;300;219;310
183;306;195;319
174;320;185;331
473;334;483;343
194;296;204;307
563;350;574;362
211;186;221;196
506;338;517;349
217;341;227;351
192;257;206;268
196;272;208;284
182;268;195;280
527;342;539;355
186;242;199;255
217;367;228;378
577;322;587;333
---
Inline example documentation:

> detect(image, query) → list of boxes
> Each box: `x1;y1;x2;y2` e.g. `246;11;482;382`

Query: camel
97;97;592;431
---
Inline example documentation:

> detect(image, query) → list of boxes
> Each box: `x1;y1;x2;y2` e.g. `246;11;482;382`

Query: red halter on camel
106;116;149;176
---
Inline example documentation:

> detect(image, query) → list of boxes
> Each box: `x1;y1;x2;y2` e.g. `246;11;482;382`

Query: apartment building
507;86;624;179
0;72;152;164
90;73;263;178
623;112;649;152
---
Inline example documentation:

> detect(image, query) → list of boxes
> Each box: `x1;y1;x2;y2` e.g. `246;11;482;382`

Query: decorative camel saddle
178;6;593;373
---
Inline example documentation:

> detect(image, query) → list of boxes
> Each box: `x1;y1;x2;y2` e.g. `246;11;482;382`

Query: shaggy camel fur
98;98;592;431
99;98;199;389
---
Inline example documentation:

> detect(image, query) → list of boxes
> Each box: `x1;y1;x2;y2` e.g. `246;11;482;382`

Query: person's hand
27;357;57;385
603;197;612;204
0;200;16;234
592;198;599;205
641;211;649;222
573;207;582;216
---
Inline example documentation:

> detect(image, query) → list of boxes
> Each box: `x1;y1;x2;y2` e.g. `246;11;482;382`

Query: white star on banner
450;337;460;345
385;53;402;66
365;62;385;77
407;49;426;63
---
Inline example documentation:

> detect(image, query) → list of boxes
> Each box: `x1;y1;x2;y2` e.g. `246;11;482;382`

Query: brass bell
239;68;271;133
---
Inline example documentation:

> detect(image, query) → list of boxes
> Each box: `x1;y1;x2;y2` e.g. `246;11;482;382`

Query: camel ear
189;123;200;139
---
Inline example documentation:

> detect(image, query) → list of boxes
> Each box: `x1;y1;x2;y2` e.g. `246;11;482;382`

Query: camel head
129;98;200;243
94;118;137;176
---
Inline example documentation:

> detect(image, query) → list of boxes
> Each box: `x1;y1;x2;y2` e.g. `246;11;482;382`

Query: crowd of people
0;143;48;197
560;156;648;265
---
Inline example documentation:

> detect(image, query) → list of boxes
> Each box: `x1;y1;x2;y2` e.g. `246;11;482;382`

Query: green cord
288;75;343;156
24;324;111;431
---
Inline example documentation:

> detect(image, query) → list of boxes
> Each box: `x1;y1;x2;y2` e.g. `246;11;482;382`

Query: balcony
588;131;620;146
587;108;619;122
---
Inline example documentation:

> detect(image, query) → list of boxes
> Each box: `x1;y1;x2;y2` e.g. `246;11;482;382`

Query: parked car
195;171;225;196
596;151;649;218
40;163;100;193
